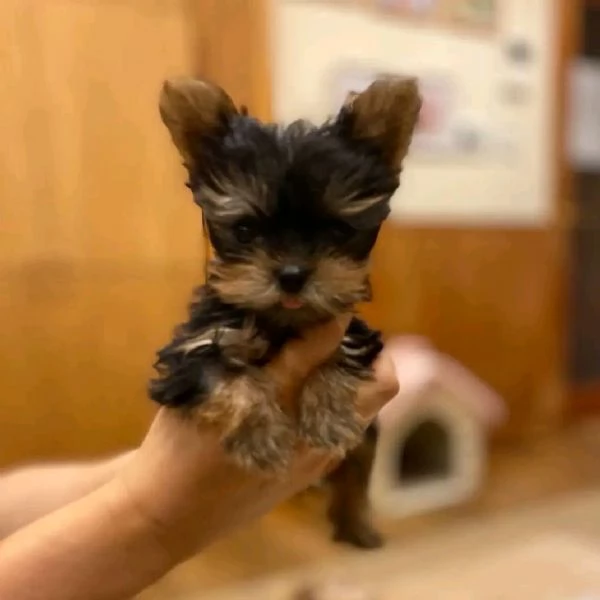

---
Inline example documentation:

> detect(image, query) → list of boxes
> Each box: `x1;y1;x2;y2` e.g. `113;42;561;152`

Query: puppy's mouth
280;296;305;310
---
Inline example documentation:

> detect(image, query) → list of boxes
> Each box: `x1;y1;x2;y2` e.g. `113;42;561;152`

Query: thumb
266;314;351;401
354;348;400;422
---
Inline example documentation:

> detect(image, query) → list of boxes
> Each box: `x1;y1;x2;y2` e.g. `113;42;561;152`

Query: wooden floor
138;418;600;600
205;491;600;600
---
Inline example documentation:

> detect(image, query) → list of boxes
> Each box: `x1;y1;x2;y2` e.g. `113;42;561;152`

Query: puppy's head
159;76;421;325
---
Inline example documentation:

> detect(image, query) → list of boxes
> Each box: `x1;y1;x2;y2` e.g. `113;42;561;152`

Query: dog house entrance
398;418;452;485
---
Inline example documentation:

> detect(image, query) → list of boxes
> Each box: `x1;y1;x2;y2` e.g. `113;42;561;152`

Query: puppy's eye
234;220;258;244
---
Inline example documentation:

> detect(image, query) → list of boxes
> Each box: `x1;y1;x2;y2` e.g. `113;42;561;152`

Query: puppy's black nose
277;265;309;294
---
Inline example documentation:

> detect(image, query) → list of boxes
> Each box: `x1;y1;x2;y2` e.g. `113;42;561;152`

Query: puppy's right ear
159;77;238;169
337;77;421;172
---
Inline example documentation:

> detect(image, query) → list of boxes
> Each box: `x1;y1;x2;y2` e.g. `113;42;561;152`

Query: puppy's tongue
281;297;304;310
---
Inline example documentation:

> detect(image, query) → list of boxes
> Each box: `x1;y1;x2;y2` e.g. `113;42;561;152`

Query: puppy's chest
211;320;297;369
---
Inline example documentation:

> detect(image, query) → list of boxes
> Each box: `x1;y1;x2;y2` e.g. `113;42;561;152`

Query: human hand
116;315;399;561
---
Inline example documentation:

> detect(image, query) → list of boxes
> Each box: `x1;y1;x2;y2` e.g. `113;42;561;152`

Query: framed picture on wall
375;0;438;13
568;58;600;169
368;0;497;35
449;0;497;31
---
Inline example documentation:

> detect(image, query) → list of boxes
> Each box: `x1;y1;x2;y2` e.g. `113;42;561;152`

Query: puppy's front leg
202;371;295;473
327;423;383;549
298;317;383;454
297;363;364;454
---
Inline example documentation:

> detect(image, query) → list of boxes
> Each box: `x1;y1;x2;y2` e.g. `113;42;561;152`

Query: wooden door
0;0;271;467
570;1;600;416
0;0;198;466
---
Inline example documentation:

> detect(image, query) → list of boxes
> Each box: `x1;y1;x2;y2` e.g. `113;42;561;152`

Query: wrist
113;409;231;558
106;471;190;569
116;408;328;559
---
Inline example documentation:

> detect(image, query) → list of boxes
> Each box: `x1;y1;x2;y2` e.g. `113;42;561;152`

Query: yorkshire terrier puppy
150;75;421;548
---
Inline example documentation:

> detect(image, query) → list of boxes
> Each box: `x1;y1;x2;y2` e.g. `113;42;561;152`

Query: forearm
0;452;134;538
0;478;174;600
0;417;262;600
0;411;328;600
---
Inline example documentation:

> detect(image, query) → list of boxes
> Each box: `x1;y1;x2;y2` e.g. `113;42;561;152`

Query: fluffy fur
150;75;421;547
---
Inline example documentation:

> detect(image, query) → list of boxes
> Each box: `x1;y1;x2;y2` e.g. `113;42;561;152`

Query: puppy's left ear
159;76;239;169
338;77;422;170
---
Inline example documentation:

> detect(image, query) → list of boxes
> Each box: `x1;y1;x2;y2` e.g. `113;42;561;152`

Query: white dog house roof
369;336;506;520
380;336;506;429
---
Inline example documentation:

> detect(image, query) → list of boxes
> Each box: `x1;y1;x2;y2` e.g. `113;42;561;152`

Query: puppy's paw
198;374;294;474
298;365;364;454
333;522;384;550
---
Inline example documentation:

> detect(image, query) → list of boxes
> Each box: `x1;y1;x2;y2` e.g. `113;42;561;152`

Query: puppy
149;75;421;548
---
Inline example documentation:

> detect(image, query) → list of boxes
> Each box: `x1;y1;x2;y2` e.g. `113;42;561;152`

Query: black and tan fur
150;75;421;547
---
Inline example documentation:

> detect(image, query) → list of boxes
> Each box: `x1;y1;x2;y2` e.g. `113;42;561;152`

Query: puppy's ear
159;77;238;169
338;77;422;170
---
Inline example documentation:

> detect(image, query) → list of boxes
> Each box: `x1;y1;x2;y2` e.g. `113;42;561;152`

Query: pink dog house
369;336;506;519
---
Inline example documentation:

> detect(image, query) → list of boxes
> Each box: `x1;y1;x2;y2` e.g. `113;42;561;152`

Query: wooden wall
188;0;273;120
570;0;600;416
0;0;198;466
362;225;565;441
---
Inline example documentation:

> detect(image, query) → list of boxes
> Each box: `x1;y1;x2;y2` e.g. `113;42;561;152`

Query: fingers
282;348;399;487
355;348;399;422
266;314;351;399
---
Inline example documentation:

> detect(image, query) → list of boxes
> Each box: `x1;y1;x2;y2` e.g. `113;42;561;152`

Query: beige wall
272;0;557;225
